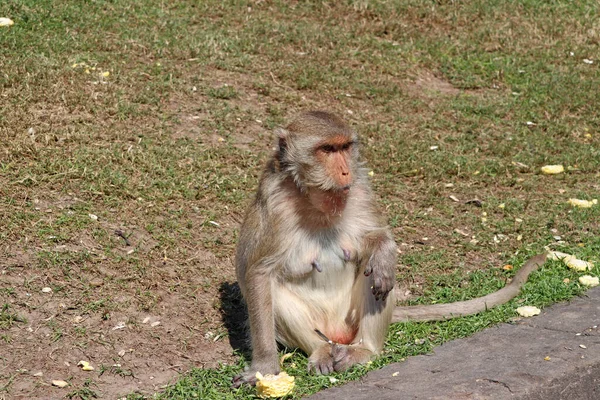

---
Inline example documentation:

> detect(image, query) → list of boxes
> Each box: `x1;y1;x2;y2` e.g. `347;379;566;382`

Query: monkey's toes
308;358;334;375
331;345;373;372
232;372;257;388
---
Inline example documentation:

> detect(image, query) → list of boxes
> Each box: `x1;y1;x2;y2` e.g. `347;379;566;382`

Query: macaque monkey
232;111;547;387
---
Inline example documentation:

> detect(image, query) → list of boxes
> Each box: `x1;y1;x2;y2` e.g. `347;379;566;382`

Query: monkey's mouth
324;185;350;195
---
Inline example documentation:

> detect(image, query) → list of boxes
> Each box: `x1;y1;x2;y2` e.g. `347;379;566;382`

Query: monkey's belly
275;259;361;350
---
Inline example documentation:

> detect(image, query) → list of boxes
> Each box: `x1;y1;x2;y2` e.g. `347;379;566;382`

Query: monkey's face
309;135;356;192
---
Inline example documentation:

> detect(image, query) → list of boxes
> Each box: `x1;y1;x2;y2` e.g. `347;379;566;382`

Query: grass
1;0;599;399
0;304;26;329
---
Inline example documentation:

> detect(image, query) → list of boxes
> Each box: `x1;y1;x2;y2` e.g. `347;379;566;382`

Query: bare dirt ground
1;225;241;399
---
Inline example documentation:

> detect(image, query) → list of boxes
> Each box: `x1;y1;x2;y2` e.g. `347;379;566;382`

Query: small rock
150;321;161;327
52;380;69;388
454;229;469;237
33;371;43;377
112;322;126;330
466;199;483;207
89;279;103;287
41;287;52;293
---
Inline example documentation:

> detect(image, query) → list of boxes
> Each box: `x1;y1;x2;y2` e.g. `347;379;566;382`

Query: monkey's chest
280;234;358;291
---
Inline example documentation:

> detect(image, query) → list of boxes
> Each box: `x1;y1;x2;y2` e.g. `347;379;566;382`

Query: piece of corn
541;165;564;174
547;251;593;271
546;251;574;262
578;275;599;287
568;198;598;208
516;306;541;317
77;360;95;371
0;18;14;27
566;258;594;272
255;371;295;398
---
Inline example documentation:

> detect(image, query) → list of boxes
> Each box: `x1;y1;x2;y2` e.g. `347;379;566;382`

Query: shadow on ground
219;281;251;358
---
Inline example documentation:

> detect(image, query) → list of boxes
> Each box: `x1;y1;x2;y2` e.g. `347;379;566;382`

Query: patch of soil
408;71;462;96
0;245;241;399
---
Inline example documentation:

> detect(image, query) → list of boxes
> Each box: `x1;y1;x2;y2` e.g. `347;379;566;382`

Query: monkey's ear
275;128;288;154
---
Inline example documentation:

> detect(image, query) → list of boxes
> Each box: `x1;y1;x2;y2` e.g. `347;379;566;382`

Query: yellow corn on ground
568;198;598;208
255;371;295;398
579;275;599;287
541;165;564;174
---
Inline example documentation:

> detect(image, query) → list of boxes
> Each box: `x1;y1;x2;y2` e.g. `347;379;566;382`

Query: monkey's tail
392;253;548;323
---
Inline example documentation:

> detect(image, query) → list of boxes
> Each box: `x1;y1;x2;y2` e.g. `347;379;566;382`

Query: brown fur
232;111;547;387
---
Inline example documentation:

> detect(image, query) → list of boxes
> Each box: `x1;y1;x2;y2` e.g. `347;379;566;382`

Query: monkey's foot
308;344;374;374
331;344;374;372
232;362;280;388
307;344;335;375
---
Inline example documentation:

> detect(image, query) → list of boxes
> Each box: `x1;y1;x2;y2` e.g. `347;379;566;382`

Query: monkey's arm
392;253;547;323
232;263;279;387
361;228;397;301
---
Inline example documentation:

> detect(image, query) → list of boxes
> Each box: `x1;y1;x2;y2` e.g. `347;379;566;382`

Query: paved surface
310;287;600;399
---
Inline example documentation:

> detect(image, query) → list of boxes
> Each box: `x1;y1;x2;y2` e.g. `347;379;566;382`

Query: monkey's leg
331;274;395;372
232;270;279;387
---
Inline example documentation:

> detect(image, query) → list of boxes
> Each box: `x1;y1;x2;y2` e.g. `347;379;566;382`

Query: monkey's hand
232;361;280;388
364;250;396;301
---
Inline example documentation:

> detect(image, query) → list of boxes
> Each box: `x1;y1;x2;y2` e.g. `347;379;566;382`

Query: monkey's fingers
308;344;336;375
371;279;393;301
308;358;334;375
232;373;257;388
331;344;349;364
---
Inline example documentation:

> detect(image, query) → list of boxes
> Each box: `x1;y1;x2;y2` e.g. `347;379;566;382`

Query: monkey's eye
341;142;354;151
319;144;336;153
